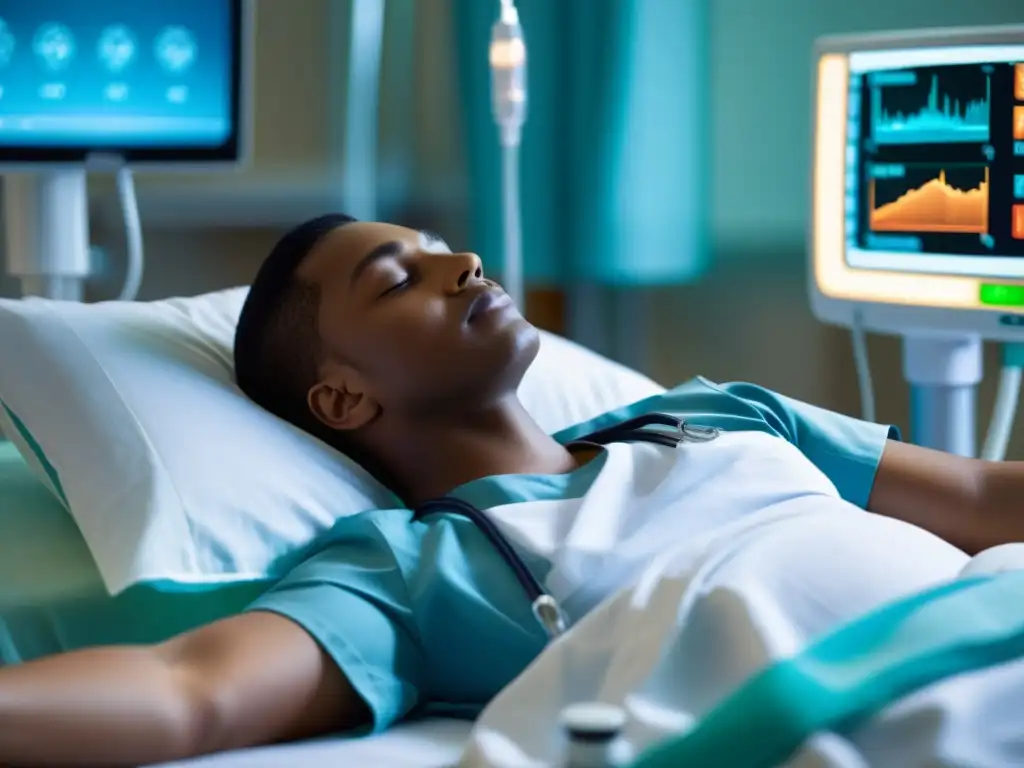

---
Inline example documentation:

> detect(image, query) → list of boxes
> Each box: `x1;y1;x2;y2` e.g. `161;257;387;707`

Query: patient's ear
307;367;380;432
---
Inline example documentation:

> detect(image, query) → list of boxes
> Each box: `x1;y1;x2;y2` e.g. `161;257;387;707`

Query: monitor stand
3;171;91;301
903;335;983;458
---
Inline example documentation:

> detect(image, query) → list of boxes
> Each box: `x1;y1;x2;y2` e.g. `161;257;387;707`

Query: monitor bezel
808;25;1024;341
0;0;252;170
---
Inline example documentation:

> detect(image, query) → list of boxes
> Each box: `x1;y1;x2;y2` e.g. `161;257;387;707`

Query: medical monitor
811;26;1024;340
0;0;248;168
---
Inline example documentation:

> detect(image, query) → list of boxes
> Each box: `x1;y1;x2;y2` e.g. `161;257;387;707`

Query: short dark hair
234;214;356;445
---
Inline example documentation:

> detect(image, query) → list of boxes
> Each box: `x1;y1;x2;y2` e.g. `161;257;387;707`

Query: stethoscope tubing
413;413;720;640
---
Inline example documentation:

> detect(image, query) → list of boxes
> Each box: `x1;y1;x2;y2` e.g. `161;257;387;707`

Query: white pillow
0;288;663;594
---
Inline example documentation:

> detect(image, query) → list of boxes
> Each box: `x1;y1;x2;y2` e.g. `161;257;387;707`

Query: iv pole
490;0;527;309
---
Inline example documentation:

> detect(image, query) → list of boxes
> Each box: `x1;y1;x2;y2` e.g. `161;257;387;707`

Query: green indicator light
980;283;1024;307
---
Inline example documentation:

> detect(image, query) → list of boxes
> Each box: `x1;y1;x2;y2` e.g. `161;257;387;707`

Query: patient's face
300;221;539;420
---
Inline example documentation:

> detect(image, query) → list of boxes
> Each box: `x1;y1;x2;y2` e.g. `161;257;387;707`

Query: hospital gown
248;377;970;733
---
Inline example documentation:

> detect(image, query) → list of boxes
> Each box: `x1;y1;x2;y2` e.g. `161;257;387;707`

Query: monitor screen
0;0;243;164
844;44;1024;280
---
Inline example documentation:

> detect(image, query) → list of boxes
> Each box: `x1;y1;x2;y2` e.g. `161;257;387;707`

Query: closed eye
379;273;417;297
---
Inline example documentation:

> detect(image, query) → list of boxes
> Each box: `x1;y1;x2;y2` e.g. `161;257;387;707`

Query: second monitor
0;0;246;167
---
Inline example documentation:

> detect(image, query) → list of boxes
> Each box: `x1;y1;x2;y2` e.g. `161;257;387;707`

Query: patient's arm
869;439;1024;554
0;610;369;766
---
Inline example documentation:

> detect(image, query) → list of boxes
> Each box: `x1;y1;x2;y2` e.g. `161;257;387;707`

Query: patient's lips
466;287;513;324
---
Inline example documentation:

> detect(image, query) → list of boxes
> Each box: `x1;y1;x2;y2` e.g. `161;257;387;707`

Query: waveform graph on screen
870;66;990;145
869;164;989;235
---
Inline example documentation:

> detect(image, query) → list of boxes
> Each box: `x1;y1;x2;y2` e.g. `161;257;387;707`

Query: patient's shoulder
302;507;417;555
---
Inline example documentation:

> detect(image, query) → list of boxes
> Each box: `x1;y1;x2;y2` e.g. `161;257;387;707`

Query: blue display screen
0;0;241;161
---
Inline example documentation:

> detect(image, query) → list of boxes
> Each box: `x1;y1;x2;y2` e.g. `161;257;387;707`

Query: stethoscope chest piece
679;422;720;443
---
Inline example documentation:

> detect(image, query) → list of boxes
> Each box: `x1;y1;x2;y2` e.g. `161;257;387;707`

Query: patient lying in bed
0;215;1021;767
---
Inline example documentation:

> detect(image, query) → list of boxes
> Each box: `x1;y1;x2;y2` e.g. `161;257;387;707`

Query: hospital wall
2;0;1023;456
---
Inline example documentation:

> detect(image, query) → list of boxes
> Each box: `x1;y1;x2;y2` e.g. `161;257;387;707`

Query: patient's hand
0;611;369;766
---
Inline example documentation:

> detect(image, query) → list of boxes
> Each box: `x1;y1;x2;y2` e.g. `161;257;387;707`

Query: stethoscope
413;413;721;642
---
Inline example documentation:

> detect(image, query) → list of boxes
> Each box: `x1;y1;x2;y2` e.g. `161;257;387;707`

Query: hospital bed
0;428;475;768
149;719;471;768
4;0;1024;764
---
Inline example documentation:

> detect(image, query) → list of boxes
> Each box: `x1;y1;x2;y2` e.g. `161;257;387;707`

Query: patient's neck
370;396;578;506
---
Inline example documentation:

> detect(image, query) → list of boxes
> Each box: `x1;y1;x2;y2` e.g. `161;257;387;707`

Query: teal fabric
248;509;551;732
0;442;270;664
0;439;99;616
248;378;894;731
451;0;709;286
1;401;69;508
554;377;899;509
630;571;1024;767
451;448;608;509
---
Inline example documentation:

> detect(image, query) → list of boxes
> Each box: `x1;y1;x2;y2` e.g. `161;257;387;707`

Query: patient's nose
446;252;484;292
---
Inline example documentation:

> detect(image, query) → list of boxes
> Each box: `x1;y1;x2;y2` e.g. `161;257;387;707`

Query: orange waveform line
869;167;989;235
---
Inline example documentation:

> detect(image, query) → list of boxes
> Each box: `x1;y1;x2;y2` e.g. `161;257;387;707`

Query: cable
850;308;876;424
981;367;1021;461
490;0;527;309
114;167;144;301
981;343;1024;461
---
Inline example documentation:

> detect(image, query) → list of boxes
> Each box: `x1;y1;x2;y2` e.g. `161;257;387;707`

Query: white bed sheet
148;719;472;768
